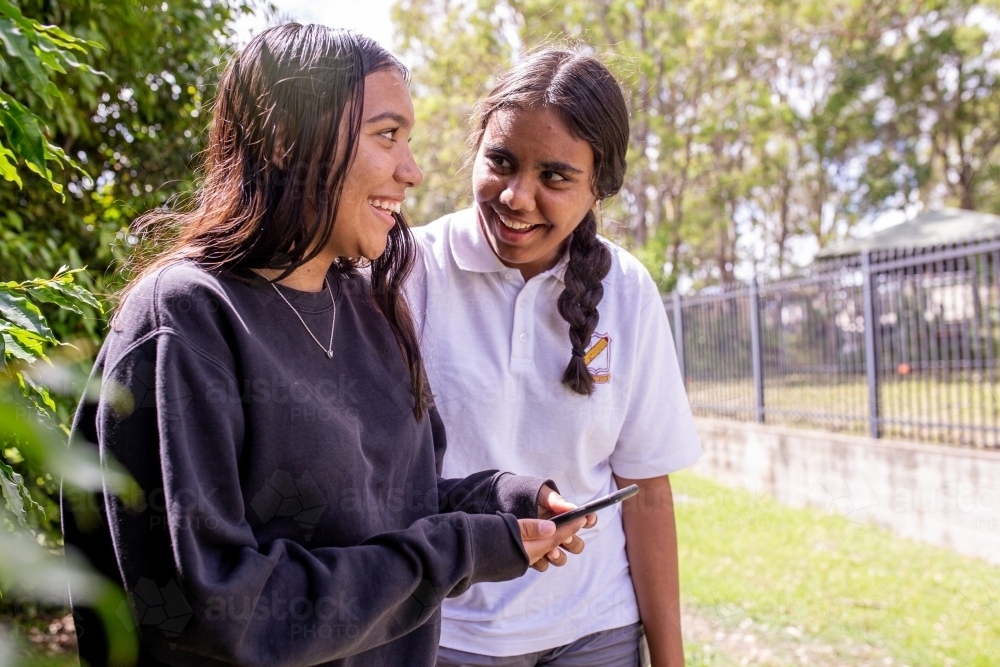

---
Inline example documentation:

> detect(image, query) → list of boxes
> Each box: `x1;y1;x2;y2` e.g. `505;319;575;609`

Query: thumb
519;519;556;541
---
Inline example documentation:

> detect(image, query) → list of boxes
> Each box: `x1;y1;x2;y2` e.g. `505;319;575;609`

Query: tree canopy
392;0;1000;289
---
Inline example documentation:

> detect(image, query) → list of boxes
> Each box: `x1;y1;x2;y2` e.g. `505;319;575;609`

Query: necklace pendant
326;350;334;359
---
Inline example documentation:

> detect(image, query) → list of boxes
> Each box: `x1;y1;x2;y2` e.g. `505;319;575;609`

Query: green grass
687;377;1000;447
674;471;1000;667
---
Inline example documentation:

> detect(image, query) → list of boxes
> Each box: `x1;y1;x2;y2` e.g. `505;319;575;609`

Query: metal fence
668;240;1000;448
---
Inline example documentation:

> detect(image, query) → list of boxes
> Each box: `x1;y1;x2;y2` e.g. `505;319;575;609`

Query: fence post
748;278;765;423
673;293;686;385
861;252;881;438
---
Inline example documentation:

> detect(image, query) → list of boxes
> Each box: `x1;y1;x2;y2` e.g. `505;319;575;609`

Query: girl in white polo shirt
407;48;703;666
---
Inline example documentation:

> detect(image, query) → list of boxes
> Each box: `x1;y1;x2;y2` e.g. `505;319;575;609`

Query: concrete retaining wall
690;418;1000;564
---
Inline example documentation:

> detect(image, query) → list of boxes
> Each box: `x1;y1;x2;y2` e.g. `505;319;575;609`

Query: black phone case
550;484;640;526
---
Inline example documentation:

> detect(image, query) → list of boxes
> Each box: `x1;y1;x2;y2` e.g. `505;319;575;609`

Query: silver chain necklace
263;274;337;359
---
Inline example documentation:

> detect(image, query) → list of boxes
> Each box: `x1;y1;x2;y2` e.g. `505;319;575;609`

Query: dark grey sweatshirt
61;262;547;667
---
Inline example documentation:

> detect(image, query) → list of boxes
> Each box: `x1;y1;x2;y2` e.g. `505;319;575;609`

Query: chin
361;240;390;262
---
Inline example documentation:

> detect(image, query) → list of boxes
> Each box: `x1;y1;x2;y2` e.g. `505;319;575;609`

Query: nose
397;144;423;189
499;176;535;212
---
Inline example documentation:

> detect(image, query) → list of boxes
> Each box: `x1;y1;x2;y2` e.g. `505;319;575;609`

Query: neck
256;251;336;292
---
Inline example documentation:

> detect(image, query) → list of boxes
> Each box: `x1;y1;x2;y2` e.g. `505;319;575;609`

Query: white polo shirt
407;208;702;656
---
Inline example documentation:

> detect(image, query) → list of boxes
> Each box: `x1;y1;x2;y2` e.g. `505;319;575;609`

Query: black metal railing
667;240;1000;448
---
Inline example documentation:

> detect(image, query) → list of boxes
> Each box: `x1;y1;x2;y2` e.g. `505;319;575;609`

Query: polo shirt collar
450;207;570;282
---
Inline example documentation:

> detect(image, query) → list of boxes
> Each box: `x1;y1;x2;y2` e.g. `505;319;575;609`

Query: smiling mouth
368;198;401;215
493;210;543;236
368;198;401;225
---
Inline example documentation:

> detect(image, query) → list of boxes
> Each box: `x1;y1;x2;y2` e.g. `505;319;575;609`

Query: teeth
369;199;401;215
500;215;535;231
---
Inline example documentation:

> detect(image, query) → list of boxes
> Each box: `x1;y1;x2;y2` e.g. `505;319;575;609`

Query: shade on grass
674;471;1000;667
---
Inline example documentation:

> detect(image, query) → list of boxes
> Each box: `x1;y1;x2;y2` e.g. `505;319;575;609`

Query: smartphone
550;484;640;527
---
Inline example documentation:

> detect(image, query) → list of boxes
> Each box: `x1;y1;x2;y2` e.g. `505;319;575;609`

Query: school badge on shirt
584;333;611;384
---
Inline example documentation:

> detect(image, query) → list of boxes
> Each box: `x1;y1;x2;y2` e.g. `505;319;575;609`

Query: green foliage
1;375;140;667
0;0;249;648
0;0;249;315
0;0;104;195
0;261;138;664
1;268;100;415
0;0;247;553
0;0;109;545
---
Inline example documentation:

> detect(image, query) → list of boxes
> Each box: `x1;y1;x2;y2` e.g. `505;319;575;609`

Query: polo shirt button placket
509;281;537;370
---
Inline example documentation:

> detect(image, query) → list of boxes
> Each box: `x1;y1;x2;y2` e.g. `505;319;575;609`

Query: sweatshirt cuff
466;513;529;586
491;473;556;519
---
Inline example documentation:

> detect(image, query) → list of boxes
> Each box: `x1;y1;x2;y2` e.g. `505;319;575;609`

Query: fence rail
668;241;1000;448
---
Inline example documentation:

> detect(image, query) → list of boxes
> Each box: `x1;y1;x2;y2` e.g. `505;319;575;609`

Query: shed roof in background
815;207;1000;259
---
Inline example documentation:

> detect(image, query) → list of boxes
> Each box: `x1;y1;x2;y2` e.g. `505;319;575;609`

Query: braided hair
471;48;629;395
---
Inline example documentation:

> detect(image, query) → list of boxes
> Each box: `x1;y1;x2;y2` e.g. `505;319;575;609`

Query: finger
584;512;598;528
551;517;587;543
544;492;577;515
561;535;585;555
546;547;567;567
537;486;577;518
531;559;549;572
519;519;556;542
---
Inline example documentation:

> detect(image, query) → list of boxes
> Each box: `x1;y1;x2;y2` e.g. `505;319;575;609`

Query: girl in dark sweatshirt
62;24;590;667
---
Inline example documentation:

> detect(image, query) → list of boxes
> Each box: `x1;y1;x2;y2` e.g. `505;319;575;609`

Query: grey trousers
435;622;644;667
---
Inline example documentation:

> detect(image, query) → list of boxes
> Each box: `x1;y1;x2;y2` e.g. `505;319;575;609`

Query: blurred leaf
0;141;20;185
0;328;36;362
0;460;29;527
0;289;54;339
0;93;46;174
0;16;53;101
0;533;140;666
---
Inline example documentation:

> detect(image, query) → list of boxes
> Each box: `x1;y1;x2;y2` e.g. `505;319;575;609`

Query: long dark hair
120;23;432;418
471;47;630;395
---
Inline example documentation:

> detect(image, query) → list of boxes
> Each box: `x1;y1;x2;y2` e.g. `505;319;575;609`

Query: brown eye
487;155;512;170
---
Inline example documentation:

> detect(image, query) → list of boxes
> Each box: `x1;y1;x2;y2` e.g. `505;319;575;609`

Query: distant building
809;208;1000;375
815;207;1000;265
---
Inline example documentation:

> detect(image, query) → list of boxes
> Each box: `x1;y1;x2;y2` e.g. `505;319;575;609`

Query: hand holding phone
551;484;639;527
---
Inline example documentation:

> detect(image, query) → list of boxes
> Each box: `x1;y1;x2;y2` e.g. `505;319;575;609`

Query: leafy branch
0;267;101;416
0;0;106;194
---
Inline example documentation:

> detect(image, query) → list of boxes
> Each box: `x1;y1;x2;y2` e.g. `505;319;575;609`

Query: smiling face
473;105;598;281
327;68;423;260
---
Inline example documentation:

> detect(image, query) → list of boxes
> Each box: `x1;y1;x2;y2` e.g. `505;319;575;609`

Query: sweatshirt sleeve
96;308;529;666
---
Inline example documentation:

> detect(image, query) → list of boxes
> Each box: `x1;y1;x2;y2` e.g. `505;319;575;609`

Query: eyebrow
538;160;584;175
482;143;585;175
364;110;412;129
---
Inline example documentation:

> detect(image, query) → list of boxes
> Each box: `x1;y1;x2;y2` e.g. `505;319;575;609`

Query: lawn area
674;471;1000;667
